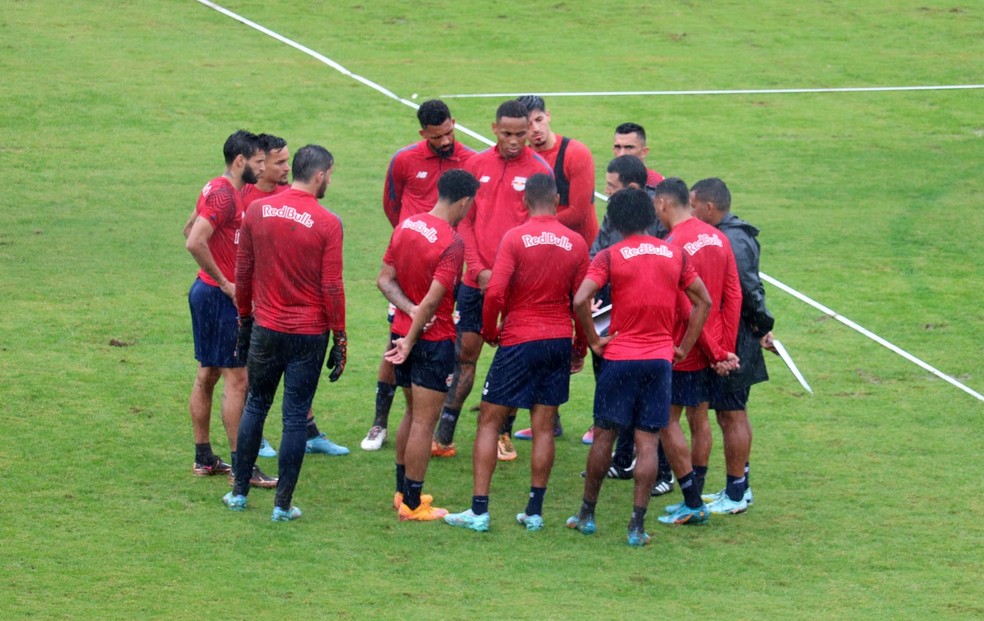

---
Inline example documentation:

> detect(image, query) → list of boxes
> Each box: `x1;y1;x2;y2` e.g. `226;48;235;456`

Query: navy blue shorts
189;278;242;368
593;359;671;433
455;283;483;334
392;334;455;393
671;368;712;407
482;338;572;408
708;376;751;412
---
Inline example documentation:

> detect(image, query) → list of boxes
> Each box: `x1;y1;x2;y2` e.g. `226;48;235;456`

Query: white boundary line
440;85;984;98
196;0;982;404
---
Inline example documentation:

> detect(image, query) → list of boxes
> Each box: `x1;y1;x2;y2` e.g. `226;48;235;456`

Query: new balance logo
401;218;438;243
620;243;673;260
261;205;314;228
521;231;572;251
480;175;491;183
416;171;428;179
683;233;723;256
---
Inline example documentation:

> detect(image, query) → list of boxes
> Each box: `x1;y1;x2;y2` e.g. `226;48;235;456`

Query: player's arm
568;248;591;371
731;233;774;338
677;275;712;363
555;144;595;232
181;208;197;239
480;238;515;345
385;279;447;365
186;217;234;299
382;154;405;228
321;217;347;381
456;196;491;288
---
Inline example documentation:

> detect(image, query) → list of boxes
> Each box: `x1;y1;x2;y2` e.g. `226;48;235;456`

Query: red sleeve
457;190;488;279
570;245;590;357
585;248;612;288
234;209;254;317
555;142;596;235
382;229;397;267
200;185;236;227
433;236;464;291
321;215;346;331
382;152;405;228
481;234;515;343
678;253;698;290
721;251;742;352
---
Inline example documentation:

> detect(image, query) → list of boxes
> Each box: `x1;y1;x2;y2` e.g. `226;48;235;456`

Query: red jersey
382;213;464;342
241;182;288;206
586;234;697;361
482;215;589;347
647;168;665;188
236;187;345;335
534;136;598;245
666;217;742;370
383;140;476;227
458;146;552;287
194;176;244;287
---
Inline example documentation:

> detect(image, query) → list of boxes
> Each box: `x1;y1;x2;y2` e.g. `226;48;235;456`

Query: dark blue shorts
188;278;242;368
482;338;572;408
392;333;455;393
455;283;483;334
671;368;712;407
593;359;671;433
708;374;751;412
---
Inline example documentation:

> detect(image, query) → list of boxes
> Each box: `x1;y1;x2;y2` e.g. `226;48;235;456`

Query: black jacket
716;212;774;391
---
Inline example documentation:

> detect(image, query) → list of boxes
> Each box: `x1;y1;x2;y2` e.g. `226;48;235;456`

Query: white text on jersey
521;231;572;251
261;205;314;228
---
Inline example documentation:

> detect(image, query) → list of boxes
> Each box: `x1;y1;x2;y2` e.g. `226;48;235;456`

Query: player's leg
271;331;328;520
362;327;398;451
628;428;659;545
434;283;485;449
219;366;246;453
188;277;231;473
190;365;222;469
685;402;712;494
656;361;709;525
711;407;751;513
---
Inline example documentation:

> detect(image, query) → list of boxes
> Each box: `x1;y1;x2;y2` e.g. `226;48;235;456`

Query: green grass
1;0;982;619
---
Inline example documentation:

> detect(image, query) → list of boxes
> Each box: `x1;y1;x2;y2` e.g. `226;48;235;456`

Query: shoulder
526;149;553;174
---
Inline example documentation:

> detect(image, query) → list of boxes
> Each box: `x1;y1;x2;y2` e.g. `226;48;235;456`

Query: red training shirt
482;215;589;347
383;140;476;227
236;187;345;335
665;217;742;371
194;176;244;287
382;212;464;342
586;234;697;361
458;146;552;287
534;136;598;245
241;182;288;206
647;168;665;188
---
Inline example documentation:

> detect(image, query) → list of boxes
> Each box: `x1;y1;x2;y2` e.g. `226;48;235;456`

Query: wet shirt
534;136;598;245
193;175;244;286
586;234;697;361
458;146;552;287
383;140;476;227
236;187;345;335
482;215;589;346
383;212;464;342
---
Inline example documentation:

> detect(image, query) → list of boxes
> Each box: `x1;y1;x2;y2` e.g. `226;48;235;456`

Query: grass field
1;1;982;619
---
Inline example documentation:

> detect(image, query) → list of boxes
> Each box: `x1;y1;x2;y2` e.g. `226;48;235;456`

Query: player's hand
477;269;492;293
326;330;348;382
713;352;740;376
384;337;410;365
673;346;687;363
760;331;776;353
590;298;603;313
570;356;585;374
235;316;253;362
220;281;236;301
589;332;616;357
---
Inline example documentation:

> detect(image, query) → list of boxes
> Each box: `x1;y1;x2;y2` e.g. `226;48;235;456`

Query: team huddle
183;97;775;545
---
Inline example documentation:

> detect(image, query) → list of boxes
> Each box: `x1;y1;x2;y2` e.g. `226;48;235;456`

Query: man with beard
185;129;264;480
225;144;347;521
361;100;476;453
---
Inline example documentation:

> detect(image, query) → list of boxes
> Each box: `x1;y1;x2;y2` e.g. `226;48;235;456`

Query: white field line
440;85;984;98
196;0;983;404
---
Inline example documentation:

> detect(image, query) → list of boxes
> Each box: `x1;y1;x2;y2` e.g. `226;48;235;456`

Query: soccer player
691;177;775;513
379;169;480;521
443;174;588;533
567;188;712;546
185;130;273;485
224;144;347;521
654;178;743;514
505;95;596;445
242;134;349;458
361;100;476;453
429;100;552;459
612;122;665;188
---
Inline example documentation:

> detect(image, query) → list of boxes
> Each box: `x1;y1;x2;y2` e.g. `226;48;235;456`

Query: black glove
235;316;253;362
326;330;347;382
